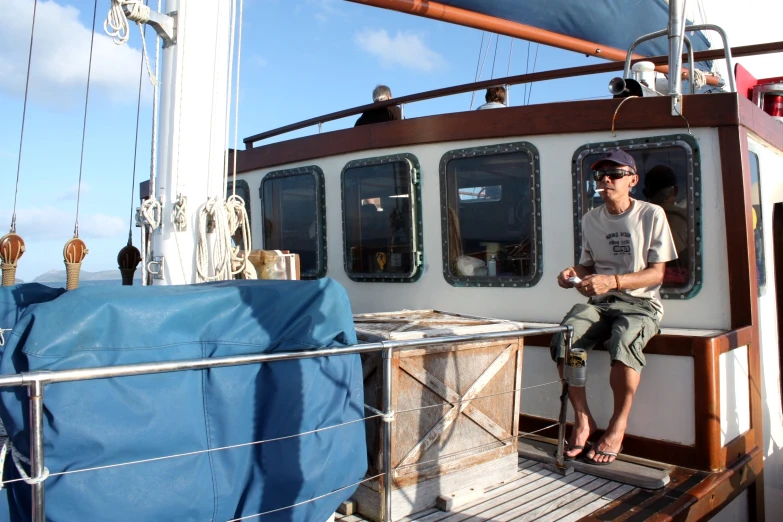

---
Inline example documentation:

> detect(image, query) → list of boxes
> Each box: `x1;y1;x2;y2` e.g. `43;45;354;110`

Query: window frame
571;134;703;299
260;165;327;280
340;153;424;283
748;147;766;296
439;141;543;288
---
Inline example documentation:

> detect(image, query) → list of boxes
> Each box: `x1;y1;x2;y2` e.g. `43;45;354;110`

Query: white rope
104;0;158;86
0;419;49;488
171;194;187;231
0;328;10;347
139;198;162;230
226;195;253;278
691;68;707;91
196;198;232;282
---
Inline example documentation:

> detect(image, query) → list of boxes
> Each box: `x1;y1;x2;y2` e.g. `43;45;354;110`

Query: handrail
0;325;565;388
623;29;696;95
242;41;783;147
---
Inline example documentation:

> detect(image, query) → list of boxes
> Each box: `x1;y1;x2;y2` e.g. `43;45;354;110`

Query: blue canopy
439;0;711;57
0;279;366;522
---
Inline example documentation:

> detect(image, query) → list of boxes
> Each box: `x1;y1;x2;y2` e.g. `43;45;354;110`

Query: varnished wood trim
724;431;756;470
524;328;750;357
233;94;740;172
719;126;757;330
672;449;762;521
719;125;765;517
693;340;722;471
244;42;783;146
519;414;703;469
739;96;783;152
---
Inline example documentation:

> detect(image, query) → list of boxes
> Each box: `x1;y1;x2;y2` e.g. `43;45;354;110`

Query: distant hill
33;270;140;283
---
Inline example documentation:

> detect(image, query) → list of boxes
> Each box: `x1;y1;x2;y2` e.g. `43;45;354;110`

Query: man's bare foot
585;423;625;464
565;416;597;458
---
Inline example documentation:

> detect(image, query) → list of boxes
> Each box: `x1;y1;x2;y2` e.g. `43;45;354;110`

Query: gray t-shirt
579;199;678;317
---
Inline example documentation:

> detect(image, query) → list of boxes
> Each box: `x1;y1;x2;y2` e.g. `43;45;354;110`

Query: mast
150;0;234;285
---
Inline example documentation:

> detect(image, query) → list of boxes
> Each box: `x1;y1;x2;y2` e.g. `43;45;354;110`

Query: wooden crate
354;310;524;521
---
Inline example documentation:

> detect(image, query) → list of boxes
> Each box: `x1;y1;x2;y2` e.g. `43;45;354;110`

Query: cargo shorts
549;296;660;374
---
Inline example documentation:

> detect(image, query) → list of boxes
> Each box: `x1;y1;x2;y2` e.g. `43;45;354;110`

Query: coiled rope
104;0;158;86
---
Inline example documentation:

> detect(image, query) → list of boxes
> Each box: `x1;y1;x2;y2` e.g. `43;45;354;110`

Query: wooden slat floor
336;457;636;522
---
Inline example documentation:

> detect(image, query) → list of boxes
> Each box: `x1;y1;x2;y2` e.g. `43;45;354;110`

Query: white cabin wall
748;135;783;516
240;126;730;330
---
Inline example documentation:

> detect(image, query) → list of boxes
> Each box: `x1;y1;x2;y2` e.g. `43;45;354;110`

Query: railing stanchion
29;380;46;522
381;344;394;522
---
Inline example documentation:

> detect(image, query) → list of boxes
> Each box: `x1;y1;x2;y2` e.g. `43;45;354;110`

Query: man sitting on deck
550;149;677;465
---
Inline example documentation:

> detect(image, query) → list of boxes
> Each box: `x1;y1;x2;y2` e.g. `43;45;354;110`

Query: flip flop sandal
552;441;593;461
583;446;623;466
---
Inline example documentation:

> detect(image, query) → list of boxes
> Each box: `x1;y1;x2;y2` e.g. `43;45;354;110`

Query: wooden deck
337;457;636;522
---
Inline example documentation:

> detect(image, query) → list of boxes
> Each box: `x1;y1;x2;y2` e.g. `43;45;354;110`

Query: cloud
55;183;91;202
252;55;268;67
355;29;445;72
307;0;343;23
0;0;149;104
7;206;126;240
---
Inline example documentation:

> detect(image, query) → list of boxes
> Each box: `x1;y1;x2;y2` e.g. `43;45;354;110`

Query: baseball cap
590;149;637;172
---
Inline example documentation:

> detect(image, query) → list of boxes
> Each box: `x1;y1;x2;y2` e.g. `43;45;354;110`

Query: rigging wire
127;0;150;243
74;0;101;238
490;33;500;79
468;31;486;109
469;33;494;110
523;41;531;106
10;0;39;234
505;38;514;103
222;0;239;193
526;44;540;106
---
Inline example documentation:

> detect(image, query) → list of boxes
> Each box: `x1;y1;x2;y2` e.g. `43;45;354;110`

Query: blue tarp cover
0;279;366;522
440;0;711;58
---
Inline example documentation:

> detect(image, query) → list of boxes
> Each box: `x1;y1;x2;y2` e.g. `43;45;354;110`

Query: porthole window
342;154;423;282
440;142;542;288
572;135;702;299
260;166;326;279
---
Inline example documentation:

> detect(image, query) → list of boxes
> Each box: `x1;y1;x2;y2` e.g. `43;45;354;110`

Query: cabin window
342;154;423;282
440;142;542;288
572;135;702;299
749;151;766;295
260;166;326;279
225;180;252;250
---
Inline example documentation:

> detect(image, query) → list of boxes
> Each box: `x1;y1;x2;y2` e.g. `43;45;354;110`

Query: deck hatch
572;135;703;299
260;166;327;279
439;141;543;288
341;153;424;283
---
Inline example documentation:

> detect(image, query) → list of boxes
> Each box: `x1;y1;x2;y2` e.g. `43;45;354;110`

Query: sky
0;0;780;282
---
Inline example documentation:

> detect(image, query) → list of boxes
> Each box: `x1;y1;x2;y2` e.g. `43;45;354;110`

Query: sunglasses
592;168;636;182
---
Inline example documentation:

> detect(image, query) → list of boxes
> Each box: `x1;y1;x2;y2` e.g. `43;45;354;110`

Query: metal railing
241;42;782;147
0;325;569;522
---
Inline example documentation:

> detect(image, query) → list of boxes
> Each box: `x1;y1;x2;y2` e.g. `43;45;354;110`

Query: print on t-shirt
606;231;632;256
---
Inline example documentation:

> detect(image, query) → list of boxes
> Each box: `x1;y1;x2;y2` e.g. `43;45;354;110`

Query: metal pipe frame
0;326;566;389
623;30;695;94
29;380;45;522
684;24;737;92
668;0;687;99
0;325;568;521
381;345;394;522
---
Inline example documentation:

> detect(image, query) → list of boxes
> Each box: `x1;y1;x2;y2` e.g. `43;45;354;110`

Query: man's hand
557;267;579;288
576;274;617;296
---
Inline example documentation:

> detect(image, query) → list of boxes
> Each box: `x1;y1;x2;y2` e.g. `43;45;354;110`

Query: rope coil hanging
104;0;158;86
